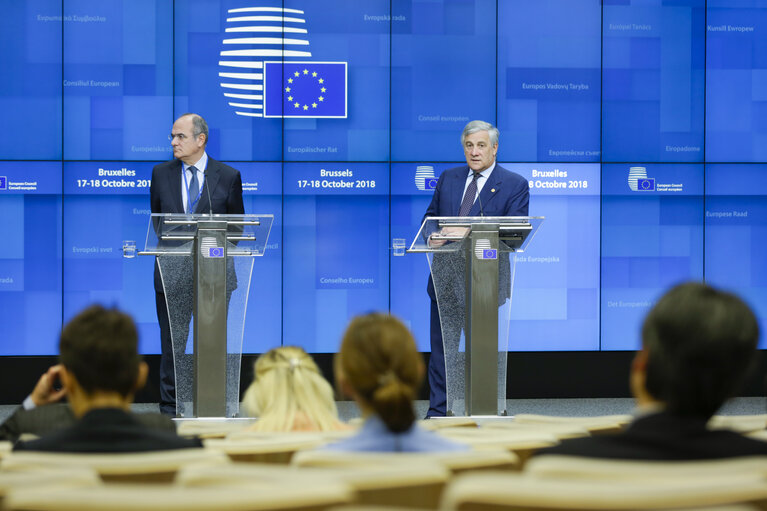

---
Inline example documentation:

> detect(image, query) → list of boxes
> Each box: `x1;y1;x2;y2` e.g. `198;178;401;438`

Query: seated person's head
336;313;423;433
633;282;759;419
59;305;147;416
241;346;343;431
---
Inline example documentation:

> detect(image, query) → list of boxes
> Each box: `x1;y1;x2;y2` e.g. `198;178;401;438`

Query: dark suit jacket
150;156;245;292
0;403;176;443
535;411;767;461
423;164;530;303
13;408;202;453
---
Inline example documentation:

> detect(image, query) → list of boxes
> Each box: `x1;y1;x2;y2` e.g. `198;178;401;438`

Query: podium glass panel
409;216;543;416
142;213;273;417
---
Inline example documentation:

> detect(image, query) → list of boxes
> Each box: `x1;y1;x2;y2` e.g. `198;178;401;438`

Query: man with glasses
150;113;244;416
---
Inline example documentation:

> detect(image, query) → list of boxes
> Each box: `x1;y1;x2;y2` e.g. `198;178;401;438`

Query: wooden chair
525;455;767;481
5;481;353;511
433;427;558;464
511;413;632;435
0;467;99;509
441;471;767;511
709;415;767;434
179;459;449;509
293;448;520;474
480;420;591;440
1;448;227;484
174;418;255;439
203;435;327;463
417;418;478;430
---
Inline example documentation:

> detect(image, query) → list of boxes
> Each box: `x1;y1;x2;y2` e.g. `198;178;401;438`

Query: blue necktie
458;172;480;216
187;166;199;213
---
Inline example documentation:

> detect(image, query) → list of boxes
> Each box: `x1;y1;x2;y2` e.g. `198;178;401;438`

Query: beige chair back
709;415;767;434
179;459;448;509
442;471;767;511
1;448;227;483
203;435;326;463
6;482;353;511
512;413;632;435
293;448;519;473
525;455;767;481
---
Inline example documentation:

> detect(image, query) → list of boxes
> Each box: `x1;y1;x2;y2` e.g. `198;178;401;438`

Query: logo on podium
475;239;497;260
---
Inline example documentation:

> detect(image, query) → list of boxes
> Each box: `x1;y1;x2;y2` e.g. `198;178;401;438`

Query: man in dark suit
422;120;529;417
150;113;244;416
15;305;201;452
0;365;175;443
535;282;767;461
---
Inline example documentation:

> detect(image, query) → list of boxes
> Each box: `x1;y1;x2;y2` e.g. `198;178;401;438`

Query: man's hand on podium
429;226;470;247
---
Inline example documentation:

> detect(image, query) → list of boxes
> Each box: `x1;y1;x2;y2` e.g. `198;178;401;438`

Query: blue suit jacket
150;157;245;292
423;164;529;220
423;164;530;302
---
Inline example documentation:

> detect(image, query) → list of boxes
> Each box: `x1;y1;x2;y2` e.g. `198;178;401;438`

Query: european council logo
415;166;437;191
0;176;6;191
218;6;348;119
628;166;655;192
474;239;497;260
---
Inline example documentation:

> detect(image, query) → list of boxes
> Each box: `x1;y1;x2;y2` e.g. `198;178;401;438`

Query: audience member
324;312;467;452
535;282;767;460
241;346;347;432
14;304;201;452
0;364;175;443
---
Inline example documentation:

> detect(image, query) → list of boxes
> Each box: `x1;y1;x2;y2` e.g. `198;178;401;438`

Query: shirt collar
184;152;208;174
468;161;495;179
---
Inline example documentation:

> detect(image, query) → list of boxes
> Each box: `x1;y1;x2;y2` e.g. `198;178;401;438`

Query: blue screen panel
503;163;601;351
498;0;601;162
63;0;173;161
62;162;158;354
706;2;767;162
0;1;62;160
0;162;62;355
283;162;390;353
390;162;462;351
281;1;389;161
239;162;283;354
602;0;705;163
601;163;703;350
705;164;767;348
391;0;496;161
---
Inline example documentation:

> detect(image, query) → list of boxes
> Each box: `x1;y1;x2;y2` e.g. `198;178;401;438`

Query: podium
408;216;543;416
139;213;273;418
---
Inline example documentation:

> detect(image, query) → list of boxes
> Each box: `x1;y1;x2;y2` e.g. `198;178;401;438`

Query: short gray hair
179;113;209;145
461;120;499;146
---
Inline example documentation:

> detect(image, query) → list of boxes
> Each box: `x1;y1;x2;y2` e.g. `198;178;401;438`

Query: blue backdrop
1;0;766;355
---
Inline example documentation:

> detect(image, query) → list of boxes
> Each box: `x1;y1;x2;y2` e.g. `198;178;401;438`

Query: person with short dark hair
15;305;201;452
323;313;467;452
535;282;767;460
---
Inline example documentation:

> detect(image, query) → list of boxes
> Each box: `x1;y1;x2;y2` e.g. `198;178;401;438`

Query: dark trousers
156;291;189;416
427;299;447;417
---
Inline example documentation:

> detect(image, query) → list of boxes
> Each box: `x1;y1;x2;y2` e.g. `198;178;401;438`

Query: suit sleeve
505;178;530;217
227;170;245;214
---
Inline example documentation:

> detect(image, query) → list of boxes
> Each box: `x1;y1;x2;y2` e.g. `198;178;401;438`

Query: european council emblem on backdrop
218;6;347;118
628;166;655;192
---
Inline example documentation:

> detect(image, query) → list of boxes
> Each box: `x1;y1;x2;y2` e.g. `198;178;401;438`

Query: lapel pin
491;188;496;193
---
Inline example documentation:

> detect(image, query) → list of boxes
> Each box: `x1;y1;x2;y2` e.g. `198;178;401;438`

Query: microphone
476;177;485;217
203;168;213;217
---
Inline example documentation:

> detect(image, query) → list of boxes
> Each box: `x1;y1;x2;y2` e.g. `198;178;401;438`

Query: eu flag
263;61;347;118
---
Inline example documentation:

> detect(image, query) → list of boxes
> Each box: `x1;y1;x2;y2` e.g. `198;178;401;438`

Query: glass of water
122;240;136;258
392;238;406;257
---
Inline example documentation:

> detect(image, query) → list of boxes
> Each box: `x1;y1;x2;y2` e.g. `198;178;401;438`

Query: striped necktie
458;172;480;216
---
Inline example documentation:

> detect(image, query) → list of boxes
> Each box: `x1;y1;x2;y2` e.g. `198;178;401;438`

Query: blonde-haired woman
325;312;467;452
241;346;347;432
